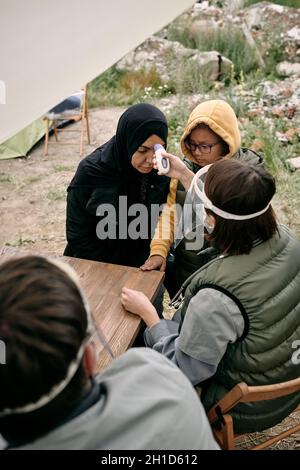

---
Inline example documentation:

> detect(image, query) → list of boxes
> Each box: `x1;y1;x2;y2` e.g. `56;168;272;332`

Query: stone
241;2;300;63
116;36;232;82
286;156;300;172
276;62;300;78
287;26;300;45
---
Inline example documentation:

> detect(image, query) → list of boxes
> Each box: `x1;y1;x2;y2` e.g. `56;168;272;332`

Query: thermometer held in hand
154;144;170;175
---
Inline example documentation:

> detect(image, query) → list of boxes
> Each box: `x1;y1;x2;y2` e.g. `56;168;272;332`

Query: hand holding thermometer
154;144;170;175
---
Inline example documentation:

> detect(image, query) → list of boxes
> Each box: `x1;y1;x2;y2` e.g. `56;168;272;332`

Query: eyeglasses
186;140;221;154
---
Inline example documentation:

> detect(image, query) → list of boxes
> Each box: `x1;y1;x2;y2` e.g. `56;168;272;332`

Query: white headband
190;164;272;220
0;258;113;418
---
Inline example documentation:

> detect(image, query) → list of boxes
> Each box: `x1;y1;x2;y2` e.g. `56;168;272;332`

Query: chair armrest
207;382;249;425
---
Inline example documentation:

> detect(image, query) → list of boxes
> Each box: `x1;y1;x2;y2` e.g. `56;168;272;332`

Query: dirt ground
0;107;126;253
0;107;299;449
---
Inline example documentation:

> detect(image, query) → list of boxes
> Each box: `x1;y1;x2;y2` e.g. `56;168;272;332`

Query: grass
0;174;41;189
276;171;300;236
238;114;300;238
167;21;259;77
88;66;170;108
164;98;191;153
88;59;213;107
24;176;41;184
263;41;284;79
167;15;288;81
241;116;300;168
244;0;300;8
87;6;288;109
53;165;74;172
5;237;35;247
169;58;213;95
0;174;13;183
47;189;66;201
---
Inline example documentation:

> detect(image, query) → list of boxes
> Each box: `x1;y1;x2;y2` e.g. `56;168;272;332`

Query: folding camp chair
44;85;91;157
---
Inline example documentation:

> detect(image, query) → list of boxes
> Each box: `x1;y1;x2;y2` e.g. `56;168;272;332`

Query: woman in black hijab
64;103;170;267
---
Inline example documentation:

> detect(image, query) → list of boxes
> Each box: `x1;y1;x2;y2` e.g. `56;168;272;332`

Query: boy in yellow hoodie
141;99;263;295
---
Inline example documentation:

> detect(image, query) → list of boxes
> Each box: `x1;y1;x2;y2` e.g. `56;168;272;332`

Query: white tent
0;0;194;145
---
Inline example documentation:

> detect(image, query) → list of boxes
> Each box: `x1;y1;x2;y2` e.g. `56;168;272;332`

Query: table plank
0;247;164;371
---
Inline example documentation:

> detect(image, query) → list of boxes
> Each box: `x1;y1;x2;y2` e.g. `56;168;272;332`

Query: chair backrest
43;85;90;157
45;87;86;119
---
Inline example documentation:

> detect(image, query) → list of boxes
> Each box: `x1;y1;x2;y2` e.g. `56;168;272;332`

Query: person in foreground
64;103;170;268
0;256;219;450
121;158;300;433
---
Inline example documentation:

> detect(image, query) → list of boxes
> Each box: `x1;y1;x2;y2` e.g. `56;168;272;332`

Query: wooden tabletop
0;247;164;371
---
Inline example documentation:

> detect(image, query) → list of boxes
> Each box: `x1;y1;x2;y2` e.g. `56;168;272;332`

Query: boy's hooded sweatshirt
150;100;262;259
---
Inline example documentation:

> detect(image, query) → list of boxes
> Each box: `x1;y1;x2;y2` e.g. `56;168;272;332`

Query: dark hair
185;123;229;157
0;256;88;444
204;160;278;255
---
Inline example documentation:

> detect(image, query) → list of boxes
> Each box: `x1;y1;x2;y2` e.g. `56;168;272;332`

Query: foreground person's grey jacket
10;349;219;450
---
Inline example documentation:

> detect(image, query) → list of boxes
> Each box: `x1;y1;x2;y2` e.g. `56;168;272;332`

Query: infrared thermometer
154;144;170;175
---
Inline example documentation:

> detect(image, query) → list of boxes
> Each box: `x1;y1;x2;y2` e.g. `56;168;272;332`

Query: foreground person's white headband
0;258;113;418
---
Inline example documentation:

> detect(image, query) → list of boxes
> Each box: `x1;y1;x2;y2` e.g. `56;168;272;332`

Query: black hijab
69;103;168;188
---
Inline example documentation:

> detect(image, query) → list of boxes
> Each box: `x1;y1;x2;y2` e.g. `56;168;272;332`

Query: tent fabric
0;94;82;160
0;0;194;146
0;118;45;160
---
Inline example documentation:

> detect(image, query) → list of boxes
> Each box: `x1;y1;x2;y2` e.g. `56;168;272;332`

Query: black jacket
64;104;170;267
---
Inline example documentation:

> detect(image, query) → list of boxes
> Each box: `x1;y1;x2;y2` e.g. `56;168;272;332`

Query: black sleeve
65;180;121;263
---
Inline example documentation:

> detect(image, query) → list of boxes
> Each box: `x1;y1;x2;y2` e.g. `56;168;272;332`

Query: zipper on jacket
169;253;228;309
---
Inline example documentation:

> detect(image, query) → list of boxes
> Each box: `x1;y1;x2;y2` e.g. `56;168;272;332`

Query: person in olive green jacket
122;159;300;434
141;100;263;295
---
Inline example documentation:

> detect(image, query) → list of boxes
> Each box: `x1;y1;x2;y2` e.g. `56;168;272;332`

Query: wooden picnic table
0;246;164;372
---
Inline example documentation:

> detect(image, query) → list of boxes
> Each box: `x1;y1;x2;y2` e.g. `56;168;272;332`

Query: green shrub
263;41;284;78
170;59;213;95
88;66;123;107
164;99;192;154
244;0;300;8
241;116;300;173
167;18;196;49
168;22;259;76
88;66;170;107
47;189;66;201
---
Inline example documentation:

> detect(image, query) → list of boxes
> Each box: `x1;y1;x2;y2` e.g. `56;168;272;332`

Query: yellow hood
180;100;241;162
